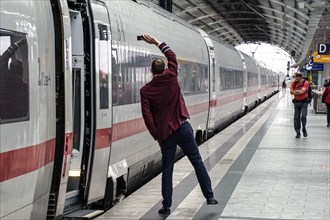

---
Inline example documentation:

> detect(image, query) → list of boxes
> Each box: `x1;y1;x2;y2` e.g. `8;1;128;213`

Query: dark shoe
295;133;301;138
327;124;329;127
158;207;170;215
302;129;307;137
207;197;218;205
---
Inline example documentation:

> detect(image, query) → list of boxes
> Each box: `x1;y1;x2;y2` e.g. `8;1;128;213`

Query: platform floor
96;90;330;220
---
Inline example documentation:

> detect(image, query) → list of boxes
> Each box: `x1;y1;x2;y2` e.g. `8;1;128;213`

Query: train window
261;75;267;85
98;24;109;109
248;72;258;87
219;67;243;90
0;30;29;124
112;49;209;103
112;49;120;106
112;47;152;106
178;62;208;95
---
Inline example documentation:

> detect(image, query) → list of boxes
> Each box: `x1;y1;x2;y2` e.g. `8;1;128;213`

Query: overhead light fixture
298;2;305;9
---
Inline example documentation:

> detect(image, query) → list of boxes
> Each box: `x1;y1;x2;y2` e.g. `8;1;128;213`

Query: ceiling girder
175;4;210;15
149;0;330;67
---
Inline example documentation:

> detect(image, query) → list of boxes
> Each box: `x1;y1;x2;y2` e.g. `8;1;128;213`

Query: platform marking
168;100;275;219
193;97;282;220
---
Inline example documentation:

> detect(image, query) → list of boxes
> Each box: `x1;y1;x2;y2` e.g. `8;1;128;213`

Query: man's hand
142;34;161;46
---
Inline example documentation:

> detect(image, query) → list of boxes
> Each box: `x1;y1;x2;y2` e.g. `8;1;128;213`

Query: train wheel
244;106;248;115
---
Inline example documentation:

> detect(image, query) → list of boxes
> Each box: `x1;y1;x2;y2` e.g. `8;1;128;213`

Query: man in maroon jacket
140;34;218;215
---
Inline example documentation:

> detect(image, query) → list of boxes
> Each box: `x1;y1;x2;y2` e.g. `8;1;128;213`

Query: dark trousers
293;102;308;134
326;104;330;125
159;121;213;208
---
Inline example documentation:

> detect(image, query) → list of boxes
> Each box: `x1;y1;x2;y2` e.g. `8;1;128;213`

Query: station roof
149;0;330;67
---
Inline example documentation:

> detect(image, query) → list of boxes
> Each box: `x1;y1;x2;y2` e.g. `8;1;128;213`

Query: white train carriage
209;40;245;134
0;0;279;219
257;61;280;100
269;69;280;95
0;1;56;219
257;61;270;101
239;52;261;112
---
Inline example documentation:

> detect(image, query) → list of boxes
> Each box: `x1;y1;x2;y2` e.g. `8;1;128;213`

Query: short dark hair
151;58;165;75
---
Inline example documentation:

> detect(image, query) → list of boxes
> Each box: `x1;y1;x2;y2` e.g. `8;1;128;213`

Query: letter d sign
318;44;330;55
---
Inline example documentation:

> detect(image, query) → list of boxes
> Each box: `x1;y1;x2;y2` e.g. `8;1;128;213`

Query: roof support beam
174;4;210;15
266;0;310;20
188;13;218;23
257;6;308;29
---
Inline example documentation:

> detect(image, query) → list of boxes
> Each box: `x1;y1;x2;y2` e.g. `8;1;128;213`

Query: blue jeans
293;102;308;134
159;121;214;207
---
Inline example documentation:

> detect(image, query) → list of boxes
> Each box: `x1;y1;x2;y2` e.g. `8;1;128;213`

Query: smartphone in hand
137;35;144;41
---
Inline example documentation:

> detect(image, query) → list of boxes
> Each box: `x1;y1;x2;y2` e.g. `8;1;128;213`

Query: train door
236;50;248;114
199;30;216;140
48;0;73;218
64;10;85;207
64;0;112;214
87;0;112;204
256;61;261;102
49;0;112;218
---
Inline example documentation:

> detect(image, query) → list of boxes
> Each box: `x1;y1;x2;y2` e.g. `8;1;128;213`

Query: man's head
294;72;302;81
151;58;165;76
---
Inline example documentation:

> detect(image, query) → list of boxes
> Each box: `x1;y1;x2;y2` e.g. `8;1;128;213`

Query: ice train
0;0;279;219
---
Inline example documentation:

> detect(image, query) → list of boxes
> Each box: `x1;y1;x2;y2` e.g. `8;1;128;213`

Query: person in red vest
322;82;330;127
290;72;309;138
140;34;218;215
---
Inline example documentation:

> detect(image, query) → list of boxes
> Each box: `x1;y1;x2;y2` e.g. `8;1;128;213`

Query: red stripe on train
110;101;210;142
0;139;55;182
95;127;112;149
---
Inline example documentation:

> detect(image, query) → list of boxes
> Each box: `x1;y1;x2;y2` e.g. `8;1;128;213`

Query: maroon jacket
140;43;189;143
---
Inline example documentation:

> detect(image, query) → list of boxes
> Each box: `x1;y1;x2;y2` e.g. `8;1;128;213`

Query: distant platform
96;90;330;220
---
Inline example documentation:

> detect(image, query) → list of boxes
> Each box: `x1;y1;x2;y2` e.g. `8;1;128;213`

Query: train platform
96;90;330;220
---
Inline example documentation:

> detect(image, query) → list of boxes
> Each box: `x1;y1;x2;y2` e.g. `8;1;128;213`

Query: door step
63;209;104;219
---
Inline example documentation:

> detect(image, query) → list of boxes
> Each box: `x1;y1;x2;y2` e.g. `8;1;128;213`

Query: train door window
0;29;29;124
200;65;208;93
98;24;109;109
191;65;197;93
112;48;121;106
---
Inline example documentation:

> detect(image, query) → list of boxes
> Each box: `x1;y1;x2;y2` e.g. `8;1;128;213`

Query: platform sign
311;63;324;71
313;52;330;63
318;43;330;55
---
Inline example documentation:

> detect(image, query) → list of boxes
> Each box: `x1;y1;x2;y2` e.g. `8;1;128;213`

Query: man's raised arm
142;34;178;76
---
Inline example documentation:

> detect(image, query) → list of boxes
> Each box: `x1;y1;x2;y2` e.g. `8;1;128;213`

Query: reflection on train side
0;30;29;124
